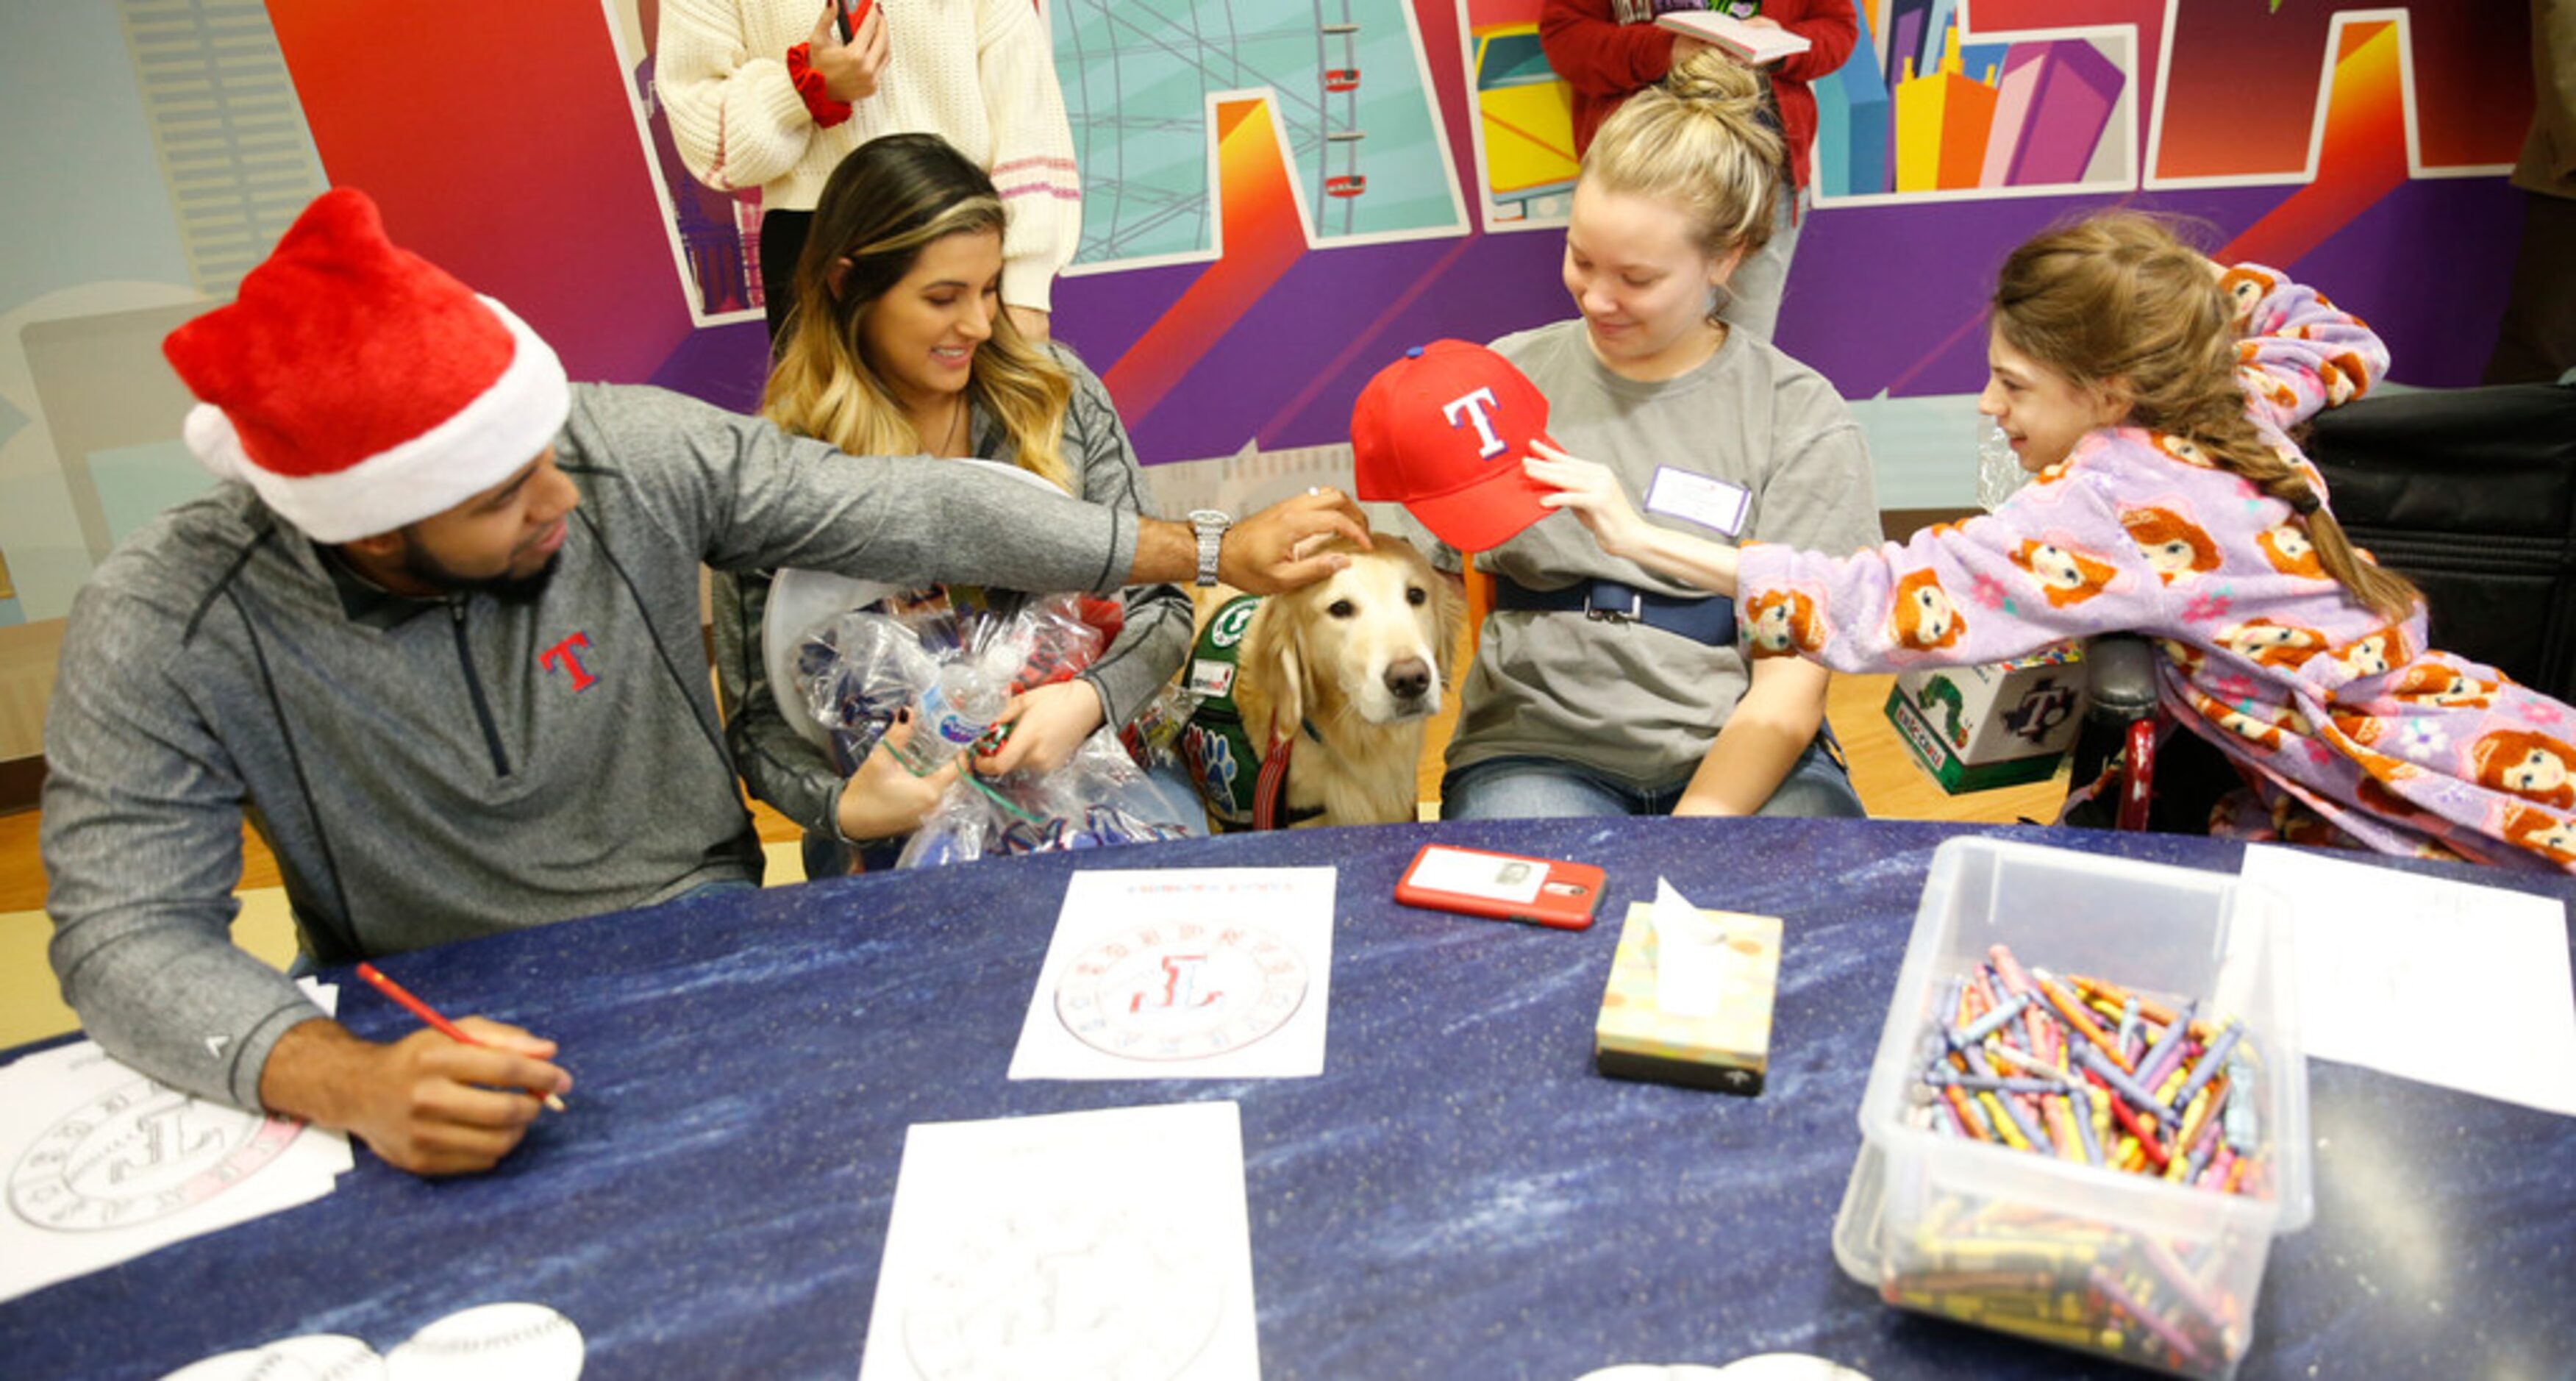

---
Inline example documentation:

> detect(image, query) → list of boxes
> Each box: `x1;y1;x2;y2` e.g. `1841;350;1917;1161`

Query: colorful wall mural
0;0;2537;674
1052;0;1469;264
601;0;769;327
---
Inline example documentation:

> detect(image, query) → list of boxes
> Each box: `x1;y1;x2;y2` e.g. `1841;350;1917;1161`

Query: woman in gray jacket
714;132;1193;876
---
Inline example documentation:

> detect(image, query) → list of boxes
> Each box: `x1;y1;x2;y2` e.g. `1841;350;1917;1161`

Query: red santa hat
161;188;570;543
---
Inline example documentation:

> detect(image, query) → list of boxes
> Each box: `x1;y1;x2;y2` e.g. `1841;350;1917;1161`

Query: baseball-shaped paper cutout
1718;1356;1871;1381
1574;1360;1868;1381
159;1334;382;1380
385;1303;582;1381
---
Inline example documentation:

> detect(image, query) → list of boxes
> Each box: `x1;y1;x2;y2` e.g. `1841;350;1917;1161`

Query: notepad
1655;11;1812;64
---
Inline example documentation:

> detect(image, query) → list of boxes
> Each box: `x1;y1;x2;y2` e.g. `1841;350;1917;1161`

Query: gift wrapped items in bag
788;589;1198;866
895;736;1198;868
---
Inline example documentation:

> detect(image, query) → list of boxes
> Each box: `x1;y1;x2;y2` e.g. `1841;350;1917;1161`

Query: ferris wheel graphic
1317;0;1371;235
1052;0;1464;268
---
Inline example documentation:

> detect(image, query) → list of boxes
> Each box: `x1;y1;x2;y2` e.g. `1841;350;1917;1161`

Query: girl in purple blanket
1526;210;2576;872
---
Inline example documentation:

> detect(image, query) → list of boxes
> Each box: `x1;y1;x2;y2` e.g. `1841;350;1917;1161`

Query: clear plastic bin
1831;838;2311;1379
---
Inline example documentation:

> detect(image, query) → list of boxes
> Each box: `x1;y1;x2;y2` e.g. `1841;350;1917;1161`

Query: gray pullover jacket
40;384;1137;1109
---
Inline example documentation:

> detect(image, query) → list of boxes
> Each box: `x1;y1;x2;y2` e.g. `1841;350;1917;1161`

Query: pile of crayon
1882;942;2274;1376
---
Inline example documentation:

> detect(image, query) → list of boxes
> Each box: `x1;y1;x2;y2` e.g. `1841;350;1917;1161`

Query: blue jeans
1441;733;1865;821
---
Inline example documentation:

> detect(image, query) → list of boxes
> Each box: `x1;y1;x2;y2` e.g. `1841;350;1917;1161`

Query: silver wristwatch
1188;508;1232;588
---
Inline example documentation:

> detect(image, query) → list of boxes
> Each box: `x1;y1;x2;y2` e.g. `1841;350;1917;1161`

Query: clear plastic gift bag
1117;681;1205;777
793;590;1110;775
895;732;1198;869
793;609;939;777
792;589;1185;868
1977;412;2030;513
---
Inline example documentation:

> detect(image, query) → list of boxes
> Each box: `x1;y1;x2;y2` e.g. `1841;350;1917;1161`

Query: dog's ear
1238;599;1305;746
1431;569;1468;688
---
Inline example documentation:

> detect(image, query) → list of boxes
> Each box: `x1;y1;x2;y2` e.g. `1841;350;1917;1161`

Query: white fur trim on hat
182;296;571;543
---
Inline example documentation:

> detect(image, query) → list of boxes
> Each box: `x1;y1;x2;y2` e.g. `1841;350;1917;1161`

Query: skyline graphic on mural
1053;0;1466;269
113;0;324;299
0;1;330;630
600;0;764;328
1818;3;2135;201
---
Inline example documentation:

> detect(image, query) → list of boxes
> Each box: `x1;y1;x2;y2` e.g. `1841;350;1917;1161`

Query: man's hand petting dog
1219;488;1372;593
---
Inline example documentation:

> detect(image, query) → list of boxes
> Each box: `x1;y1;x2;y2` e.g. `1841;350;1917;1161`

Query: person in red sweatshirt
1540;0;1858;341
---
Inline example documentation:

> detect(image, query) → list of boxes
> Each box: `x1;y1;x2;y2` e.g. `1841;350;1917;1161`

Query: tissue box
1592;902;1782;1096
1883;643;2086;793
1830;838;2311;1380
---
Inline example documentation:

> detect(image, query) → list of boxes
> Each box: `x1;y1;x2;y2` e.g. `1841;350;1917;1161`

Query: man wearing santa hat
39;188;1364;1176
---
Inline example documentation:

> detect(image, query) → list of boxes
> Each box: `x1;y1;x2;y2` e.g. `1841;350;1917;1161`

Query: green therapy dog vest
1180;594;1264;829
1177;596;1322;830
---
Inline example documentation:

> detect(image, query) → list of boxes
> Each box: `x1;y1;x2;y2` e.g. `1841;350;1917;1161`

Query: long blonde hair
1991;212;2419;621
1583;51;1783;323
763;132;1073;491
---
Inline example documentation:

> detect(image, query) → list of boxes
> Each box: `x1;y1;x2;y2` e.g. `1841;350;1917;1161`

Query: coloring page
0;982;352;1303
859;1102;1258;1381
1010;868;1335;1080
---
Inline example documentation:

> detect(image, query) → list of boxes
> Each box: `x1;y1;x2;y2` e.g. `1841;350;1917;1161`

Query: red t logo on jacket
540;632;598;692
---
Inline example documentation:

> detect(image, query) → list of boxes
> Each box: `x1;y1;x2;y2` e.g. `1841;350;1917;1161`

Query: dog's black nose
1385;657;1432;700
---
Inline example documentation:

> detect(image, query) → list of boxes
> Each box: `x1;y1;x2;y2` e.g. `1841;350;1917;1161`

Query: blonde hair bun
1582;48;1783;262
1664;48;1767;115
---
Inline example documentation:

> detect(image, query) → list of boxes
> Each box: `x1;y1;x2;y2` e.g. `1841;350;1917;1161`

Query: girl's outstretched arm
1524;443;1742;596
2219;263;2391;430
1737;445;2173;675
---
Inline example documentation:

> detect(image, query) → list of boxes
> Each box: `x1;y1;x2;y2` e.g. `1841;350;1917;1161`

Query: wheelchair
2064;379;2576;833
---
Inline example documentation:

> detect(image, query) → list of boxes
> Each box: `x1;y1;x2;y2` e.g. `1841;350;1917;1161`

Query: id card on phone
1406;845;1546;904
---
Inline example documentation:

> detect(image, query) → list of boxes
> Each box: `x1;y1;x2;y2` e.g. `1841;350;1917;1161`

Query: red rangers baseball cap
1351;340;1559;553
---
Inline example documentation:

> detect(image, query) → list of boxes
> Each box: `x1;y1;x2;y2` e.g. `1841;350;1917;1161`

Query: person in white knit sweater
655;0;1081;341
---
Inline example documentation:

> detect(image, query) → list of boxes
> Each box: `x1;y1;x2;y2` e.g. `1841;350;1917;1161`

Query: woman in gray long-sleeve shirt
713;132;1192;876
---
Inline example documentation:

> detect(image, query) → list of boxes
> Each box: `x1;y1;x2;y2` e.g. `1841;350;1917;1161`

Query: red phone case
1394;843;1603;930
836;0;876;42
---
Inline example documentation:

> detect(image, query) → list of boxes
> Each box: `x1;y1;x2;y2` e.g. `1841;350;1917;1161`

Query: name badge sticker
1644;467;1751;536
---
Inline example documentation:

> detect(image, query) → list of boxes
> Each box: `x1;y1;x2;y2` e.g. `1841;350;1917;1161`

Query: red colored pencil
354;962;566;1112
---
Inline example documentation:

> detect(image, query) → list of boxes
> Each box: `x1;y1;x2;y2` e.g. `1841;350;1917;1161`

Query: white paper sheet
1652;11;1813;63
1009;868;1335;1081
857;1102;1260;1381
0;981;354;1304
2241;846;2576;1116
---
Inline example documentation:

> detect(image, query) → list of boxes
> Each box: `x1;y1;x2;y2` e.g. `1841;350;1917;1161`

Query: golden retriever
1191;532;1463;827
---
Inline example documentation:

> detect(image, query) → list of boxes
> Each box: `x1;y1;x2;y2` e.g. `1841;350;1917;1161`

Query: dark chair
2070;382;2576;831
2308;381;2576;699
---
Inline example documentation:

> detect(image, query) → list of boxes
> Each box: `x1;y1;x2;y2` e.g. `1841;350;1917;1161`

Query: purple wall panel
645;174;2521;451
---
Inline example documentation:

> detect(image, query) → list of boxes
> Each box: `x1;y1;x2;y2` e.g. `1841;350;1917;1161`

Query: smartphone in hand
1394;843;1604;931
834;0;876;43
